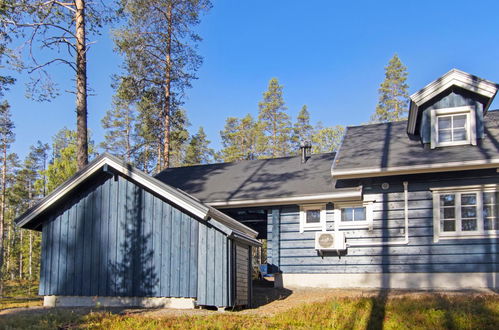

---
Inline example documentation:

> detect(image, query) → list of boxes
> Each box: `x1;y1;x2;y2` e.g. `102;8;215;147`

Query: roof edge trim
407;69;499;135
207;189;362;208
332;158;499;179
15;153;211;228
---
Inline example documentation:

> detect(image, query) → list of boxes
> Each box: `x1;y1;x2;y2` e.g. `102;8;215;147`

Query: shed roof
332;110;499;179
155;153;361;207
15;153;259;243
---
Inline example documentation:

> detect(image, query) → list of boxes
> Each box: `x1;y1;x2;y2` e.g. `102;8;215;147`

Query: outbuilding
16;153;261;309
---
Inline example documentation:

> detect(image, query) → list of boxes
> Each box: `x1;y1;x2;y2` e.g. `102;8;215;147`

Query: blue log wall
267;170;499;278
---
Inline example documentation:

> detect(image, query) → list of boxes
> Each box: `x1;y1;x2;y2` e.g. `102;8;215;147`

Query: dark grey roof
155;153;336;203
333;110;499;174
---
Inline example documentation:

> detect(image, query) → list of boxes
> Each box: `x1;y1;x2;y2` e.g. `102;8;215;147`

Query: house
15;153;261;308
156;69;499;289
15;69;499;308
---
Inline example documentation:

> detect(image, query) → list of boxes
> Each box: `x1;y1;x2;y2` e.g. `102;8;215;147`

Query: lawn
0;293;497;329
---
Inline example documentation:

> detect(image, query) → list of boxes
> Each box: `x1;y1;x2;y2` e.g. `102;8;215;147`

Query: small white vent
315;231;346;251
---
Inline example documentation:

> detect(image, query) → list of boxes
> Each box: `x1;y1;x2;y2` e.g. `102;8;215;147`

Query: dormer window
430;106;476;149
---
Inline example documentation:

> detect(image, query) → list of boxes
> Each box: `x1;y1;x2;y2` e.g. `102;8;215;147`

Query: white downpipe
347;181;410;247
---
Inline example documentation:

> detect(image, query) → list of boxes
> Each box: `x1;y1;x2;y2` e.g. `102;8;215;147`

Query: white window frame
334;201;373;230
432;185;499;242
299;203;326;233
430;106;476;149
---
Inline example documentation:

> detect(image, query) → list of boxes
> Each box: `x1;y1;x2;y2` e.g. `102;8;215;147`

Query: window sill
436;233;499;241
339;224;370;230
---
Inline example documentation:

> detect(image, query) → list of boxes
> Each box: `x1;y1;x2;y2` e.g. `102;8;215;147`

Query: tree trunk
162;1;173;169
75;0;88;170
0;143;7;295
19;230;23;279
28;231;32;280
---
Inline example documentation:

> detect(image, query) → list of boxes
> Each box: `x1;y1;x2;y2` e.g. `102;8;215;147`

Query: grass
0;280;42;310
0;293;497;329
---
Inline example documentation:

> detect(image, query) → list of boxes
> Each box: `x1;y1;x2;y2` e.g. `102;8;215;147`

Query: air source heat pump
315;231;347;251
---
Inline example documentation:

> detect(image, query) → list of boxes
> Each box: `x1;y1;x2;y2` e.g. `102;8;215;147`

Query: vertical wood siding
196;223;231;307
234;243;250;306
39;174;199;298
270;170;499;277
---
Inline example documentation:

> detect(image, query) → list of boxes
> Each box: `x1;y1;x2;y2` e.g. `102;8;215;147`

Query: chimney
300;141;312;163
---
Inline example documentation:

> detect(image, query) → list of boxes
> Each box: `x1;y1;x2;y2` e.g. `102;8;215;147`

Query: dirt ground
1;282;497;318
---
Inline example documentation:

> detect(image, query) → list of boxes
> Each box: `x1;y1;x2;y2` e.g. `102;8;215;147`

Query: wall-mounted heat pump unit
315;231;347;251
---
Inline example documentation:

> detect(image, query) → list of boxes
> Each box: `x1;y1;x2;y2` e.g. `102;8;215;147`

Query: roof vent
300;141;312;163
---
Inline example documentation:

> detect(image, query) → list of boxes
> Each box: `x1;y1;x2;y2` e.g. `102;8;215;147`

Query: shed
15;153;261;309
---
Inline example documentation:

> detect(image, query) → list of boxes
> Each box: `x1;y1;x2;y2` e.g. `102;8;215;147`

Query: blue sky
6;0;499;160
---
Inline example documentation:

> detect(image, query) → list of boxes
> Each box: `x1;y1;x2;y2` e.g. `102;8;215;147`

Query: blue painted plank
39;223;48;295
271;209;280;268
98;178;110;296
152;196;162;296
82;191;94;295
90;184;102;295
214;230;222;305
189;219;198;298
108;177;118;296
59;208;69;294
197;224;207;304
206;227;215;306
180;212;189;297
159;199;169;297
170;207;181;297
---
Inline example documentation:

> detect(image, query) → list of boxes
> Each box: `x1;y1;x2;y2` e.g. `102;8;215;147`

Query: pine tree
0;101;14;294
292;105;313;150
371;54;409;123
101;77;137;163
311;124;345;154
42;128;94;193
184;127;214;166
258;78;292;158
114;0;212;169
4;1;112;169
220;114;262;162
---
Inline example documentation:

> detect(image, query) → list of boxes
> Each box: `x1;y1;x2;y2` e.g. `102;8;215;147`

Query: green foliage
220;114;263;162
41;128;94;193
101;77;137;163
292;105;313;151
258;78;292;158
311;124;345;154
184;127;214;166
372;54;409;123
114;0;212;168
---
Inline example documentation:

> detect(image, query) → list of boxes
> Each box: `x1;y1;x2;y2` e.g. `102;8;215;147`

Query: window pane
483;192;495;204
306;210;321;223
353;207;366;221
462;219;477;231
461;206;477;218
438;116;451;129
441;207;455;219
438;130;452;142
484;218;494;231
442;220;456;232
453;128;467;141
440;194;455;206
461;193;477;205
453;115;467;128
483;205;494;218
341;208;353;222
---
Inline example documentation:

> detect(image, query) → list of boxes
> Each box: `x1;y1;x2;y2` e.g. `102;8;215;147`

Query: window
430;106;476;148
299;204;326;233
334;202;373;230
437;114;468;144
433;187;499;241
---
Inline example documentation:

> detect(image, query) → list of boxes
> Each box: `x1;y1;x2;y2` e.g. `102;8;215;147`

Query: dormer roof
407;69;499;135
